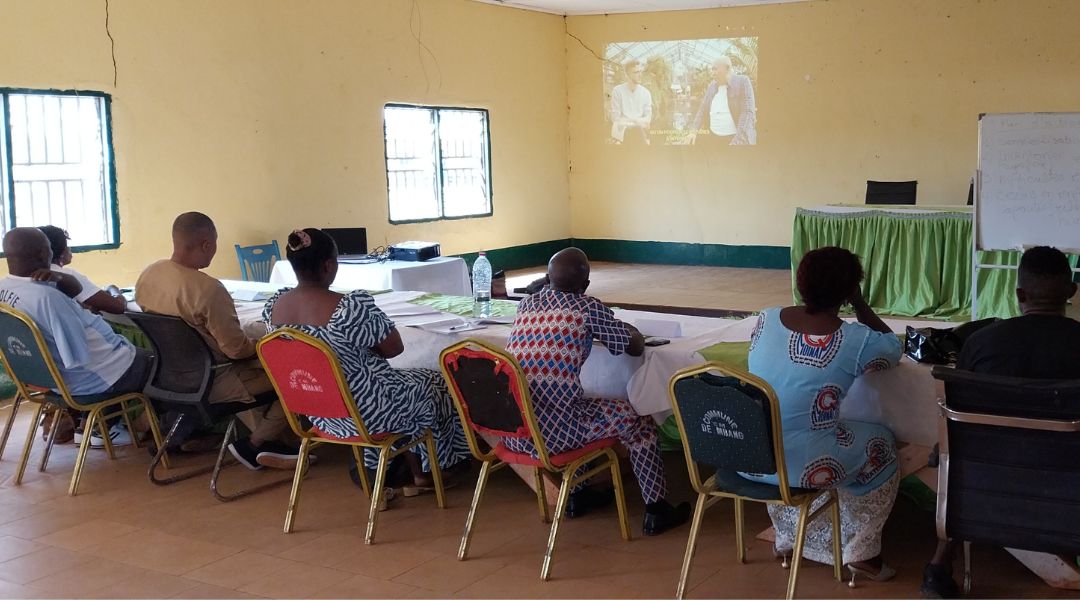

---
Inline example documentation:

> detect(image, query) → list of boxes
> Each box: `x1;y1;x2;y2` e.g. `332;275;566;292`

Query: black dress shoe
642;500;691;536
565;487;614;519
920;563;959;599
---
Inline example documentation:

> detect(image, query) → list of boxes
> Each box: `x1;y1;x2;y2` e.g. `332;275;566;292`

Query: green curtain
790;208;1053;321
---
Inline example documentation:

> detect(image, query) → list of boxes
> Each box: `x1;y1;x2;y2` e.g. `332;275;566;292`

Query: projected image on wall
604;37;758;147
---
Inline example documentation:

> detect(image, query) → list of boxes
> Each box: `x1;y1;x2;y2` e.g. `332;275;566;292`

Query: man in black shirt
922;246;1080;598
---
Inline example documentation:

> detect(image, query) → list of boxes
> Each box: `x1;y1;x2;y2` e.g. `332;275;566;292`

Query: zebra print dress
263;290;470;471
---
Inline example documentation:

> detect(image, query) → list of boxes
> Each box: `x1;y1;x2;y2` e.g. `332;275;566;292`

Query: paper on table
473;315;515;325
231;289;274;302
632;318;683;338
379;302;442;318
413;317;487;335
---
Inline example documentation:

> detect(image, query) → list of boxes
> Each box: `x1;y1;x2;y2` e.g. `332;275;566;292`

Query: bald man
136;212;298;470
504;248;690;535
687;55;757;146
0;228;153;446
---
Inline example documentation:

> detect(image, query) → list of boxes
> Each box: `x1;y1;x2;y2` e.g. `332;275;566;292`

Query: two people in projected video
687;56;757;146
609;59;654;147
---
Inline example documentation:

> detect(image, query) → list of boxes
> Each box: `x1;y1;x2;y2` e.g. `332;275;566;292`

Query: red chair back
440;343;532;440
258;328;369;440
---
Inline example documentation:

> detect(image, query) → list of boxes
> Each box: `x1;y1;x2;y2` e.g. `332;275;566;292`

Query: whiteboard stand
969;169;1017;320
972;112;1080;321
969;169;1019;320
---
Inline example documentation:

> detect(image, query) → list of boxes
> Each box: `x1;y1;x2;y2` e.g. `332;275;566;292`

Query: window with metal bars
0;89;118;250
383;104;492;223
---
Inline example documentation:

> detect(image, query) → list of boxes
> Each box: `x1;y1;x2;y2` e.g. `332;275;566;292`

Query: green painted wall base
572;238;790;270
457;238;789;271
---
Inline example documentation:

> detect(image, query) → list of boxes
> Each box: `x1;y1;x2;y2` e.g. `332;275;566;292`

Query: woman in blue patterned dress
743;247;902;584
263;228;470;488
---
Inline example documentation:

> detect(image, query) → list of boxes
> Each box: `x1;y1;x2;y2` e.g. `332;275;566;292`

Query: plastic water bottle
472;252;492;318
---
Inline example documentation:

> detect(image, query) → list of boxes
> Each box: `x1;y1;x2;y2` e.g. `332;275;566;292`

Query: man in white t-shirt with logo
0;228;151;446
609;59;653;146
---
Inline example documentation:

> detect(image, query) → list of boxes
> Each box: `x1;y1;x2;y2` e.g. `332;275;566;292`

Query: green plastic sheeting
790;207;1074;321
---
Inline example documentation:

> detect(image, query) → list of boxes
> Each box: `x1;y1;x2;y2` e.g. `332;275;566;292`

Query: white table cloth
804;204;971;216
627;315;943;447
268;256;472;296
227;280;941;446
229;281;733;401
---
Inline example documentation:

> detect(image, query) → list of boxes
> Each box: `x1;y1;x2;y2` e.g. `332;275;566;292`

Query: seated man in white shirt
0;228;151;446
38;225;127;314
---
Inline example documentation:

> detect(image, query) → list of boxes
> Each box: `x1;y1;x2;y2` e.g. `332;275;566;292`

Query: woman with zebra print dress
263;228;470;488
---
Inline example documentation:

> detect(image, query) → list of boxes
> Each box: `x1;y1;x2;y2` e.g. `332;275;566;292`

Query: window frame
382;102;493;225
0;87;120;253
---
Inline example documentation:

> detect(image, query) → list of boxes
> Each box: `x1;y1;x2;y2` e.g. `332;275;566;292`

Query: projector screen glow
603;37;758;146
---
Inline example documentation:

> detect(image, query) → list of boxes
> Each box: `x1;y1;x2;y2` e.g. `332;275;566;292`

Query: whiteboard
977;112;1080;252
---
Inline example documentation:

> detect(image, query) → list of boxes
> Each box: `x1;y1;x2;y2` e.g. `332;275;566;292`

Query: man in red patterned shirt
505;248;690;535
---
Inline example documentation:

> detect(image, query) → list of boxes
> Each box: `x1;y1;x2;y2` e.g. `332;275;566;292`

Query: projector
389;241;441;262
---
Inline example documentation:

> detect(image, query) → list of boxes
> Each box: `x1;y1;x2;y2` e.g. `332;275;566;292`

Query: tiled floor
0;422;1067;599
507;262;794;313
0;263;1073;599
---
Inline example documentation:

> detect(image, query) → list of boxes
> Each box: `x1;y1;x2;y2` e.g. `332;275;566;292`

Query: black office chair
932;366;1080;594
865;180;917;205
123;312;289;501
669;362;842;599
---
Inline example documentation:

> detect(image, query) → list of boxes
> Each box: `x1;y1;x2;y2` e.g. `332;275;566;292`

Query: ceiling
469;0;812;16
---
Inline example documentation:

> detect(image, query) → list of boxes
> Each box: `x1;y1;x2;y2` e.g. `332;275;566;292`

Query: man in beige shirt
136;212;298;470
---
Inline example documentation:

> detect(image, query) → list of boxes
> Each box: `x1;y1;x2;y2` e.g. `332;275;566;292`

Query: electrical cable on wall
410;0;442;94
104;0;119;86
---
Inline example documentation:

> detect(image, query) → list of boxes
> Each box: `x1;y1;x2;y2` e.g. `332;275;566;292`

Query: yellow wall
0;0;569;283
566;0;1080;247
5;0;1079;281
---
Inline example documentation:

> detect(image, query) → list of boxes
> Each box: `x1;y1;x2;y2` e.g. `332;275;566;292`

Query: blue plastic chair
235;241;281;282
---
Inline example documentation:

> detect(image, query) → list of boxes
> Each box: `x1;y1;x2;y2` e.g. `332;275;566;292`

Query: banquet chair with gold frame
669;362;842;600
0;303;168;496
257;328;446;544
439;339;632;581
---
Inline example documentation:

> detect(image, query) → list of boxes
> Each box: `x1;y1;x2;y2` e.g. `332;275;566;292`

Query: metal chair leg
0;394;23;461
95;408;116;460
459;459;495;560
364;445;392;545
829;492;843;583
39;405;61;472
540;463;576;581
15;401;46;485
676;491;710;600
962;541;972;595
606;448;631;541
533;467;550;523
424;431;446;509
68;409;99;496
786;502;812;600
734;497;747;564
120;400;141;450
138;397;169;471
209;418;290;502
148;414;220;486
283;438;311;533
351;446;372;498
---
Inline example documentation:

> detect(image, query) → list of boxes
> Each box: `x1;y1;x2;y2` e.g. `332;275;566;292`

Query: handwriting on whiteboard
979;113;1080;252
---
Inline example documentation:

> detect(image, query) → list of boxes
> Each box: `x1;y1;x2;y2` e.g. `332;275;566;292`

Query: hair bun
287;229;312;252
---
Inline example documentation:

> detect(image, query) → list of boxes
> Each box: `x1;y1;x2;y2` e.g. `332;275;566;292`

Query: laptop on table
323;227;368;259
